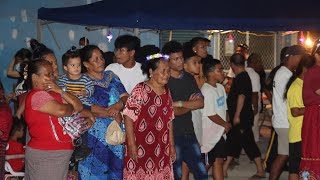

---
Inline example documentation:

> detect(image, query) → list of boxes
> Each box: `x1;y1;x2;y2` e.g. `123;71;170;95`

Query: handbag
49;112;90;141
105;120;125;145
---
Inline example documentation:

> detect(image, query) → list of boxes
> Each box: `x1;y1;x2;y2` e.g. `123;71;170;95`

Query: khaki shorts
274;128;289;155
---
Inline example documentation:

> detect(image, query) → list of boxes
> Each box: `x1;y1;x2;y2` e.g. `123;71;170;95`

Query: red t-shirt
24;89;73;150
0;104;13;141
5;139;24;172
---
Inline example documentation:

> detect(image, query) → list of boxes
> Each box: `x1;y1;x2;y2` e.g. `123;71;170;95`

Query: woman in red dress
300;39;320;179
123;53;176;179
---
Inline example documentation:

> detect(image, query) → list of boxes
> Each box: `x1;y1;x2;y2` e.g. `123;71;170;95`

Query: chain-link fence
160;30;276;70
219;31;275;70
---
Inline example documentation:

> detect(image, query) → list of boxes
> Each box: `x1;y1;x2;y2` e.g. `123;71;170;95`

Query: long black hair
25;59;52;90
284;54;315;99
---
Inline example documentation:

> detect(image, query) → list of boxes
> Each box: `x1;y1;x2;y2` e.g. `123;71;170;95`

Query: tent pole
246;31;250;46
46;24;61;49
134;28;140;37
37;19;42;43
214;32;220;59
169;30;173;41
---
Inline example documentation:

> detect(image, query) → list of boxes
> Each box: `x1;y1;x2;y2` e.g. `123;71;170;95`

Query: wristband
178;101;182;108
61;87;67;98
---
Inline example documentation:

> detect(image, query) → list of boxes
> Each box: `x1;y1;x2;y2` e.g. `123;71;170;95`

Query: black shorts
289;141;301;174
202;137;227;166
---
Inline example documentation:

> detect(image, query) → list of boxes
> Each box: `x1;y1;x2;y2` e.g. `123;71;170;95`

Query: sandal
248;174;266;179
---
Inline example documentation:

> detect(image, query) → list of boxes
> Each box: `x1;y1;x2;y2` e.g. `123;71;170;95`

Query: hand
86;116;96;128
44;81;61;94
76;90;87;97
170;146;176;163
106;107;120;118
189;93;201;100
114;112;123;124
233;114;240;125
128;143;138;162
224;122;232;133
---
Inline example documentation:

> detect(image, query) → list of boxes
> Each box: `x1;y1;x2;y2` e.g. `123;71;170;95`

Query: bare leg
269;155;288;180
181;161;189;180
253;157;265;176
223;156;233;177
213;158;224;180
289;173;299;180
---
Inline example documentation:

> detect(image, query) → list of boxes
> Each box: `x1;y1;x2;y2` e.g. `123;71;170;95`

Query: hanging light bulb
299;31;305;44
228;32;234;43
106;28;113;43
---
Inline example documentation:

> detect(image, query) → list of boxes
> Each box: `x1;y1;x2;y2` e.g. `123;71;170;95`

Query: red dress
123;82;174;180
300;65;320;178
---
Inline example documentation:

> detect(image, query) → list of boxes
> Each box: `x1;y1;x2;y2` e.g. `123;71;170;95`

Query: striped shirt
57;74;93;106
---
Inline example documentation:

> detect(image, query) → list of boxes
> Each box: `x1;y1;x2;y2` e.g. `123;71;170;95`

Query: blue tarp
38;0;320;31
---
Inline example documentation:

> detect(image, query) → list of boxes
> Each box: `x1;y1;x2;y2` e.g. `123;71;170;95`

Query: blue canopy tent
38;0;320;32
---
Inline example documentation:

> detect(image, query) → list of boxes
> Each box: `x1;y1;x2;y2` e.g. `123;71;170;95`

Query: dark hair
311;38;320;56
14;48;32;62
62;46;80;66
9;118;25;137
141;57;167;78
202;58;221;78
183;41;198;63
80;45;102;73
280;47;289;63
190;37;207;48
284;54;315;99
79;37;89;45
230;53;245;66
25;59;52;90
136;45;160;64
30;39;54;60
114;35;141;52
161;40;183;55
237;43;249;50
103;51;115;67
247;53;262;66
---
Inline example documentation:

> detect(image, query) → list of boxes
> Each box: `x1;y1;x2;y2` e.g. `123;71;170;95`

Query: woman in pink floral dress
123;54;176;179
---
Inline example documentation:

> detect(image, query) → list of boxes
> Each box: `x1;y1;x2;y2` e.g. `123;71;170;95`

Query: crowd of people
0;34;320;180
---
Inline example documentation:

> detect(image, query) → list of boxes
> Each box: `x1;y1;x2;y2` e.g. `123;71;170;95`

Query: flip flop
249;174;266;179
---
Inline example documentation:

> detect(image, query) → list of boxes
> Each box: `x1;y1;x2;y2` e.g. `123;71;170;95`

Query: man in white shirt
105;35;147;94
269;45;306;180
246;53;262;142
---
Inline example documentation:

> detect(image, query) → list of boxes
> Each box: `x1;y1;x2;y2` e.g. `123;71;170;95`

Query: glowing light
299;31;305;43
228;32;234;43
106;30;113;43
305;38;313;47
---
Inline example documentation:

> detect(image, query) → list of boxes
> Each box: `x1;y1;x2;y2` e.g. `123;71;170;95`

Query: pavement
189;108;289;180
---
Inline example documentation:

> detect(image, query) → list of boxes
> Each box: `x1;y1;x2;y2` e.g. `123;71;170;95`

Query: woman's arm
124;115;138;162
45;81;83;112
7;58;20;78
290;107;305;117
168;121;176;162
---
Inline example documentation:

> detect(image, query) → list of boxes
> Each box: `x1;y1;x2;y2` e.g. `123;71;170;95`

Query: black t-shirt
227;71;254;129
167;72;201;136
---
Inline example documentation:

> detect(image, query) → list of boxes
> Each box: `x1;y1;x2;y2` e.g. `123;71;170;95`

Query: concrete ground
190;107;289;180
